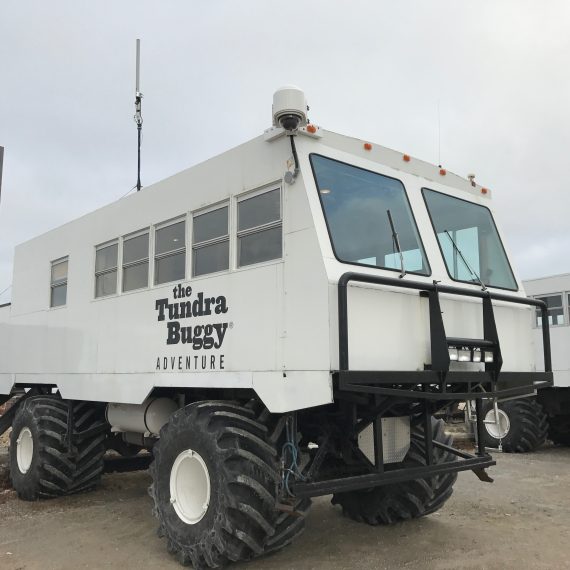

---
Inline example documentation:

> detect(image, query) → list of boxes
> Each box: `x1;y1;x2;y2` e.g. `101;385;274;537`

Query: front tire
150;401;282;568
331;418;457;524
10;396;107;500
481;398;548;453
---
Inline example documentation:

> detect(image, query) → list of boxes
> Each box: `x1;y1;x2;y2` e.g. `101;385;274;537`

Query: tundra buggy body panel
0;128;548;411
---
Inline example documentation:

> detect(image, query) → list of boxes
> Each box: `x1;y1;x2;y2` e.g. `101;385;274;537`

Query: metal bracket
472;467;494;483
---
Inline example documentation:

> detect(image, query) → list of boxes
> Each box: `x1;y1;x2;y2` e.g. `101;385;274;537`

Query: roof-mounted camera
272;85;308;131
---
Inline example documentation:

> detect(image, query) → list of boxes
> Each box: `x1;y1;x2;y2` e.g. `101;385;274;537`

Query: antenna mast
134;39;143;192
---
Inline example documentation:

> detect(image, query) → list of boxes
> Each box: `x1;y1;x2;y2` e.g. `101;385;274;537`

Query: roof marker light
481;188;489;195
364;143;372;151
439;168;447;176
403;154;411;162
307;124;317;134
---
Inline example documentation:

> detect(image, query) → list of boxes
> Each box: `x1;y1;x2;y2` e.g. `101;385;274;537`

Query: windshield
310;154;430;275
423;189;517;290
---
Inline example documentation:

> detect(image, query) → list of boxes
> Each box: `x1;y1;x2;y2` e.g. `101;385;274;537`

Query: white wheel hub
169;449;211;525
484;408;510;439
16;427;34;474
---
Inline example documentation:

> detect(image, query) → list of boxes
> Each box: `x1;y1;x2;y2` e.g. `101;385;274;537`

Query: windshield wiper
444;230;486;291
387;209;406;278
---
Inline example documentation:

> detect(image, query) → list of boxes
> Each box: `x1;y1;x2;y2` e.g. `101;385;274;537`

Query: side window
237;189;282;268
535;294;564;327
50;257;68;307
95;242;118;298
192;206;229;277
155;220;186;285
122;230;149;292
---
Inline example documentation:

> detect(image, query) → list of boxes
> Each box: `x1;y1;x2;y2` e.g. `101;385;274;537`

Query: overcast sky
1;1;569;303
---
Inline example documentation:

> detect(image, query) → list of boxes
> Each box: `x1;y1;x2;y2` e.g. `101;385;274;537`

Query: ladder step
446;337;495;349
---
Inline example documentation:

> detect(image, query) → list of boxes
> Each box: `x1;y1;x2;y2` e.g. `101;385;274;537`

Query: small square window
237;189;282;268
155;220;186;285
238;189;280;231
95;242;118;298
95;243;118;273
192;206;229;277
193;241;229;277
535;294;564;327
50;257;68;307
238;226;282;267
123;231;149;292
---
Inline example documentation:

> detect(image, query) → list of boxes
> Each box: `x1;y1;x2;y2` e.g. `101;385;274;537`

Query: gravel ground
0;443;569;570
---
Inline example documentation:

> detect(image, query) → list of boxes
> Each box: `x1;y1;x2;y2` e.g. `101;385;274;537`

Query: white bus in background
479;274;570;450
526;274;570;445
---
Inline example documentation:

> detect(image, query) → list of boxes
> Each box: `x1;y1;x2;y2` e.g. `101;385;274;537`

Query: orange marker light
481;187;489;195
439;168;447;176
307;124;317;134
403;154;411;162
364;143;372;151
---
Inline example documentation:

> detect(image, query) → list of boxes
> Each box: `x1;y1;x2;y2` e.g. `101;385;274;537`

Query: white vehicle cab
0;87;553;567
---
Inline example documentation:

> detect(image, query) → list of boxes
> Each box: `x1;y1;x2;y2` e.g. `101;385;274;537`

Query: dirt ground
0;443;569;570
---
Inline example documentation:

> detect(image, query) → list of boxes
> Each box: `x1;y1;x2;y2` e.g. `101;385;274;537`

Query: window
192;206;229;277
423;189;517;290
310;154;429;275
237;188;282;267
535;294;564;327
155;220;186;285
50;257;68;307
95;242;118;298
122;230;149;292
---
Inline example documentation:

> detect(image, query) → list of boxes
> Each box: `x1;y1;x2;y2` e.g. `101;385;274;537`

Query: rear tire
481;398;548;453
331;418;457;524
10;396;107;500
150;401;284;568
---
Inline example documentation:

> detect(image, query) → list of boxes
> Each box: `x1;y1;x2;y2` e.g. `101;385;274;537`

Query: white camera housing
272;85;308;131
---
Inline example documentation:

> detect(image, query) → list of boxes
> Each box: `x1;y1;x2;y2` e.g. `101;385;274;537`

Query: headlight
458;349;471;362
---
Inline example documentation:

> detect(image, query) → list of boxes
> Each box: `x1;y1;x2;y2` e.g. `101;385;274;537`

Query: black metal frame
337;272;552;393
295;453;495;497
291;273;553;498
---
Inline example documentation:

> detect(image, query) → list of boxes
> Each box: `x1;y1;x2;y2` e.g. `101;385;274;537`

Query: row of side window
49;187;282;306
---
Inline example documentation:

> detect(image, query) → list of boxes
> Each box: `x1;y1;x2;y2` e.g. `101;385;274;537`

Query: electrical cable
288;134;300;179
281;416;306;496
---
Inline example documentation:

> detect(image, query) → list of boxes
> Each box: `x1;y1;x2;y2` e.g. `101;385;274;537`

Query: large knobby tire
150;401;287;568
331;418;457;525
244;401;312;555
10;396;107;500
481;398;548;453
548;415;570;446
